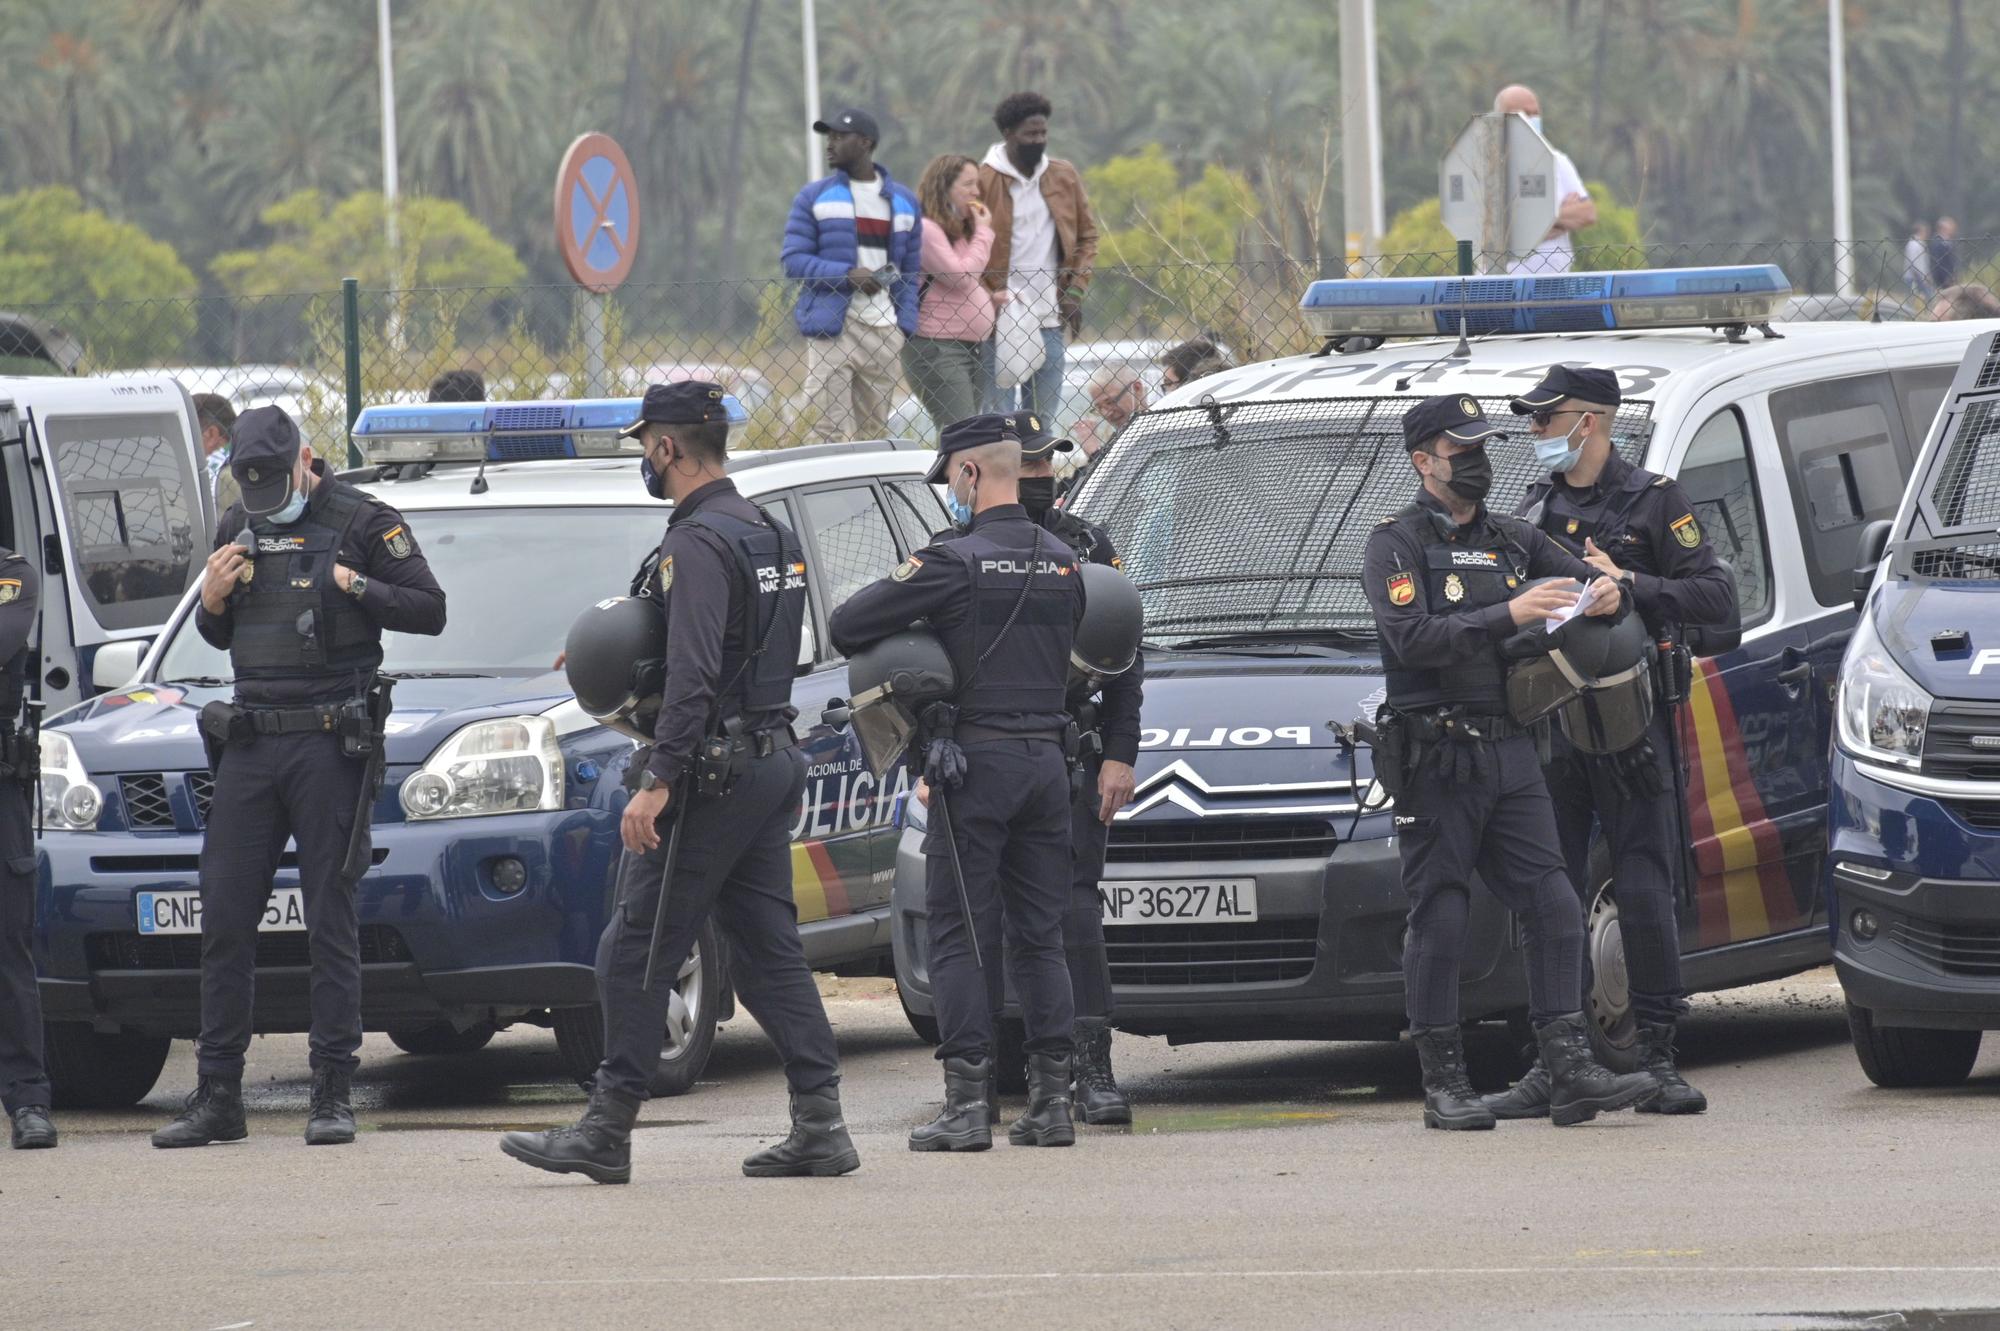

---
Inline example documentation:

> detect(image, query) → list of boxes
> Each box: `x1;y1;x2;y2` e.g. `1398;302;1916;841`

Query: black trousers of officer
0;779;50;1113
1062;752;1115;1019
925;737;1075;1063
1546;711;1686;1025
594;746;841;1103
197;731;367;1079
1398;732;1586;1028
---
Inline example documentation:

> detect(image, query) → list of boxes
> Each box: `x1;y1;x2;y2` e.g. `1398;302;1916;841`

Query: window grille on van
1069;395;1651;642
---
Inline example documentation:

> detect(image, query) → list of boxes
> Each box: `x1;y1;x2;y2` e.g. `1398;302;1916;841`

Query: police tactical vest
947;524;1080;717
658;506;805;719
1521;468;1662;574
229;485;381;684
1039;506;1103;566
1383;504;1532;712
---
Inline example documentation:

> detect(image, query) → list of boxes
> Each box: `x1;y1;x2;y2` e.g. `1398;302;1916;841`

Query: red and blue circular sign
554;132;641;292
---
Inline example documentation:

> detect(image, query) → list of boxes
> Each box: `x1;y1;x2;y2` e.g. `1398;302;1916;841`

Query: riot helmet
1069;562;1145;697
564;595;667;742
844;627;958;776
1504;578;1656;754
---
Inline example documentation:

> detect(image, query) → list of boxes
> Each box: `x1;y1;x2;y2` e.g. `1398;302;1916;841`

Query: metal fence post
1457;241;1474;277
341;277;363;468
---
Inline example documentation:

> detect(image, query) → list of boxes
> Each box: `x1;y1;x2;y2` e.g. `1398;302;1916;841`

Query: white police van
890;266;1994;1070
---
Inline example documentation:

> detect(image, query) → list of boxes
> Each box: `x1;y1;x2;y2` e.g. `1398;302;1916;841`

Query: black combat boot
305;1067;357;1146
1480;1053;1551;1120
10;1106;57;1150
742;1087;862;1178
499;1088;641;1184
1536;1013;1660;1126
1072;1019;1133;1126
1633;1021;1708;1115
1007;1052;1076;1147
1411;1026;1496;1130
909;1056;993;1152
151;1076;248;1149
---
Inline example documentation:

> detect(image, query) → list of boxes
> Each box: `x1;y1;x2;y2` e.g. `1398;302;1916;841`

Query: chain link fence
3;236;1994;462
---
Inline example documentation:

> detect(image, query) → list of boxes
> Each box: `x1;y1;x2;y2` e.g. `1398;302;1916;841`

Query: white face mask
1533;414;1587;474
1525;114;1544;135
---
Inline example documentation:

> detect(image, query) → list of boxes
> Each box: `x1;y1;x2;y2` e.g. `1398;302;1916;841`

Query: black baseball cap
926;413;1021;483
618;381;733;438
229;405;304;515
1510;365;1622;413
812;108;880;143
1401;394;1505;452
1009;410;1075;461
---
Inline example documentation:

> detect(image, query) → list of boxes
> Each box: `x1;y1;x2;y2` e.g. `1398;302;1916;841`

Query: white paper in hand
1544;577;1595;633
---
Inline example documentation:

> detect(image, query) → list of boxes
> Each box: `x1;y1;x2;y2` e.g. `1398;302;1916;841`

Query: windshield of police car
155;506;669;680
1069;395;1651;642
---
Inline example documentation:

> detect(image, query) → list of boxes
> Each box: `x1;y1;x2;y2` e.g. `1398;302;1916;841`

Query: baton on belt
641;784;693;992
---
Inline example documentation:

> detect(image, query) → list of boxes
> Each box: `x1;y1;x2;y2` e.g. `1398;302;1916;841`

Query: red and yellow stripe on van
789;840;850;924
1678;658;1801;946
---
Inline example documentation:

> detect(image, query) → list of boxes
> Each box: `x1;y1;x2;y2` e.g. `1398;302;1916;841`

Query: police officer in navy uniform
1014;411;1139;1124
1481;366;1736;1119
1362;394;1658;1130
154;407;446;1149
500;382;856;1184
831;413;1086;1152
0;549;54;1149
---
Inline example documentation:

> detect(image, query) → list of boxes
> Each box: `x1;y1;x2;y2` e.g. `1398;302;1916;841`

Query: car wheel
1846;1002;1982;1088
897;981;940;1046
386;1020;497;1056
552;919;722;1098
43;1023;171;1109
1584;885;1642;1073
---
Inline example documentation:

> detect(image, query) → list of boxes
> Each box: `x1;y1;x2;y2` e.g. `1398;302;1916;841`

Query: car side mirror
1853;518;1894;610
821;697;852;730
89;639;149;693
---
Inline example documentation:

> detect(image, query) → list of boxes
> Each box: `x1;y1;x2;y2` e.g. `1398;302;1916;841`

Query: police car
35;399;945;1107
1831;327;2000;1086
889;266;1994;1069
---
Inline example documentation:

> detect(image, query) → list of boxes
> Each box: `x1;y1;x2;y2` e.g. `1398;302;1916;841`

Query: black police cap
618;381;732;438
1401;394;1504;452
1009;409;1075;461
1510;365;1622;413
229;405;303;516
926;413;1021;483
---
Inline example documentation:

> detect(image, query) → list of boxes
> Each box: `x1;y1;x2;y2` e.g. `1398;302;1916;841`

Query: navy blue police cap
1510;365;1622;413
229;405;303;516
618;381;733;438
1009;410;1075;461
926;412;1022;483
812;108;881;144
1401;394;1504;452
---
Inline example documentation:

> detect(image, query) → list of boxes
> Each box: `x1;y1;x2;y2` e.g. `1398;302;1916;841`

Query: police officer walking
500;383;857;1184
1363;395;1658;1130
831;414;1085;1152
1015;412;1139;1124
153;407;445;1149
1481;367;1736;1120
0;547;54;1150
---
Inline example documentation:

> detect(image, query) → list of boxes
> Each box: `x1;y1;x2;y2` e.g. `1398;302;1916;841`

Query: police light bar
350;395;748;465
1299;265;1791;338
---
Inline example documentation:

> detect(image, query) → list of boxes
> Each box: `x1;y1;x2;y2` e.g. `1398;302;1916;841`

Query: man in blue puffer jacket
782;108;922;443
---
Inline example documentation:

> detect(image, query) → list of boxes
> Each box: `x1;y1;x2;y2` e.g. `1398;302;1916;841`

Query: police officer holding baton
0;547;54;1150
500;383;856;1184
1481;366;1736;1119
154;407;445;1149
1362;395;1658;1130
832;413;1085;1153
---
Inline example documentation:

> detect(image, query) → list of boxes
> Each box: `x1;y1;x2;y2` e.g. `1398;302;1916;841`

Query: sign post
1439;112;1558;272
554;132;642;398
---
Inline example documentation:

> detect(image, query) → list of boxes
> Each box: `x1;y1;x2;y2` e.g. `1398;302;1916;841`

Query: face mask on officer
1534;411;1589;474
1425;442;1492;505
945;463;977;529
640;429;673;501
1018;473;1056;517
266;451;314;525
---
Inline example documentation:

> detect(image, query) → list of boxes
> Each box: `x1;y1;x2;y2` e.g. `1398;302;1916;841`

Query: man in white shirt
1496;85;1596;276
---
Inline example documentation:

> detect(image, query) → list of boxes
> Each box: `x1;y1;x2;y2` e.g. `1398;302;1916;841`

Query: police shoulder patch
0;579;18;605
382;523;412;559
1670;512;1701;548
1387;572;1415;606
660;555;674;592
891;556;923;582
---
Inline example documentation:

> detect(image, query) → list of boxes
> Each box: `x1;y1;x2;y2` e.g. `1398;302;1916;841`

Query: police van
35;400;946;1107
1831;327;2000;1087
889;267;1993;1069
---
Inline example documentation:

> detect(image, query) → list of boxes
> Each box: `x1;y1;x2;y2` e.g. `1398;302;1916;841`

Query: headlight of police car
400;716;564;820
1836;612;1930;770
40;730;103;831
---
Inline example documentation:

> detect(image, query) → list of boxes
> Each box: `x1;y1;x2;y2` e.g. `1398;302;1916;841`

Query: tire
897;981;941;1046
1584;885;1642;1073
386;1020;496;1057
553;918;722;1098
1846;1002;1982;1088
44;1023;171;1109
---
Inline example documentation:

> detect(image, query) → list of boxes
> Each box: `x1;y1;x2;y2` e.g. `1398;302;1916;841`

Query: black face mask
1019;475;1056;516
641;441;670;500
1012;140;1047;173
1442;447;1493;504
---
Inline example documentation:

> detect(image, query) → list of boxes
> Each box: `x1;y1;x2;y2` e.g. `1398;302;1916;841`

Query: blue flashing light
350;402;490;437
1299;264;1792;338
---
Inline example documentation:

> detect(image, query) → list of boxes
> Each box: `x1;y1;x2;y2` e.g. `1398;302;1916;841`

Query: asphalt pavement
9;968;2000;1330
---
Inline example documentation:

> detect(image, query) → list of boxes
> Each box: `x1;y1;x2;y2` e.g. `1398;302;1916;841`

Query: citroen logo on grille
1117;759;1362;820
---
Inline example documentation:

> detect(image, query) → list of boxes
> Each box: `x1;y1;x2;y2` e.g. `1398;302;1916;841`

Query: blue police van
1831;327;2000;1085
35;400;944;1107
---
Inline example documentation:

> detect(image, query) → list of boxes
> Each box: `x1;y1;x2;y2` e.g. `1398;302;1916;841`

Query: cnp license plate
1100;880;1258;926
136;887;306;935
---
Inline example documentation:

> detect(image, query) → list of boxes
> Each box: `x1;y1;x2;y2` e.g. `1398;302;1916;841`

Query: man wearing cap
153;406;445;1150
1015;411;1140;1123
1362;394;1659;1131
830;413;1086;1152
782;107;922;443
500;383;856;1184
1481;366;1736;1121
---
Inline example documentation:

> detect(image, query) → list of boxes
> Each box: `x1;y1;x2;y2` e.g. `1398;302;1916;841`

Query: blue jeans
981;327;1066;416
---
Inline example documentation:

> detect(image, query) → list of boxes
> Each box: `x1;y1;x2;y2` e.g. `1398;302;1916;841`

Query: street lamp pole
802;0;822;186
1828;0;1855;298
377;0;400;271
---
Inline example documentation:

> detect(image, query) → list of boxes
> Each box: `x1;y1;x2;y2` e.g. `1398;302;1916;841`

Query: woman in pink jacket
902;154;1002;434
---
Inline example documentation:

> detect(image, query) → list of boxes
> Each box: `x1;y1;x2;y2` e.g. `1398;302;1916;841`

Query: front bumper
1827;751;2000;1030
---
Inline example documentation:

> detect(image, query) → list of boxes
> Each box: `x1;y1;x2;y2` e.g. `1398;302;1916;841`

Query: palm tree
0;0;150;209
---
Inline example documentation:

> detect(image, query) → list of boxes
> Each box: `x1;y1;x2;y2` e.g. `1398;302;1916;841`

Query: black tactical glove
924;735;968;790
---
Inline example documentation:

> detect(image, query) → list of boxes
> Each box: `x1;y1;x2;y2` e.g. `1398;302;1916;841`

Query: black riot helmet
844;627;959;776
1504;578;1655;754
564;596;667;742
1069;562;1145;696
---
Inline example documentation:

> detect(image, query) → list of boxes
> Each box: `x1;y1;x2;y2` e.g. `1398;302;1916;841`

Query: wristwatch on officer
638;768;666;792
346;572;369;599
